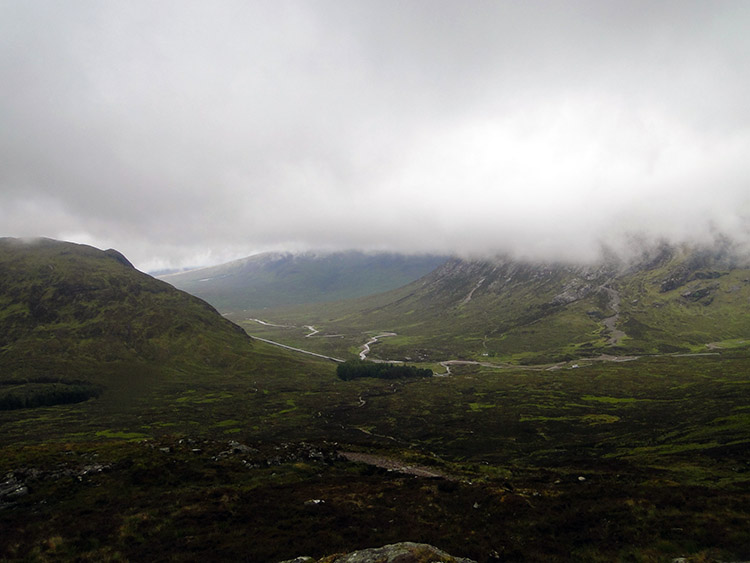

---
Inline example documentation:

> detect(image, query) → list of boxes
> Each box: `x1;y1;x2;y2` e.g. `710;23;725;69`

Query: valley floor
3;347;750;562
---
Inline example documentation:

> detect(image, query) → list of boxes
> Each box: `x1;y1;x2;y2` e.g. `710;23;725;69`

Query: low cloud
2;1;749;270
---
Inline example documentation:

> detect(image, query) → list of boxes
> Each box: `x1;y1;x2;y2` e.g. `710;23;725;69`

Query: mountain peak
104;248;134;269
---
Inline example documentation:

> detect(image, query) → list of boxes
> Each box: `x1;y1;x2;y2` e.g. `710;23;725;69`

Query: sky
2;1;750;271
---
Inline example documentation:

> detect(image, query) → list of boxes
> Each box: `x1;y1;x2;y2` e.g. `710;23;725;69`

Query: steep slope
159;250;448;311
614;244;750;353
248;243;750;364
0;237;255;381
319;255;620;362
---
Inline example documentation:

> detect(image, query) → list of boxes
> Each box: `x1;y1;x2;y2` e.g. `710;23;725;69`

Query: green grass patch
582;395;639;404
214;419;241;428
95;429;148;440
468;402;495;412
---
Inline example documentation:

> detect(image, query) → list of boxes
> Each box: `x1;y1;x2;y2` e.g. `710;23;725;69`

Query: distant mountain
0;237;256;384
291;243;750;364
159;251;449;311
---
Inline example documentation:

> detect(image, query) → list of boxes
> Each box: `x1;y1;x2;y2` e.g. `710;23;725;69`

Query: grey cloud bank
1;1;749;271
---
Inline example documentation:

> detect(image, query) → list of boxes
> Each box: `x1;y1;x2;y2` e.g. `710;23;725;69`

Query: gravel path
339;451;454;480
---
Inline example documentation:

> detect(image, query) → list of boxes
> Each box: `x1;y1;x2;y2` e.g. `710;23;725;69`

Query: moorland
2;238;750;562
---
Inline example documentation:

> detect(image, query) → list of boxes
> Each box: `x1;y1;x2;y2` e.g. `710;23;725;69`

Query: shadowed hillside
0;237;337;441
0;238;256;381
160;250;448;311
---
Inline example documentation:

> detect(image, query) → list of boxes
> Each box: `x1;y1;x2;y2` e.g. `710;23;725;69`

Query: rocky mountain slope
264;242;750;364
159;250;448;311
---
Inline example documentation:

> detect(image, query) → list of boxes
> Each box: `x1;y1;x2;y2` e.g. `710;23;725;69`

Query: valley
6;2;750;560
227;244;750;367
4;347;750;562
159;251;448;311
2;239;750;562
236;299;715;376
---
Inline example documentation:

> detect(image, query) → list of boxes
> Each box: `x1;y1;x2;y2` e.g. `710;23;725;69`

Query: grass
3;240;750;561
225;247;750;369
3;350;750;561
95;429;148;440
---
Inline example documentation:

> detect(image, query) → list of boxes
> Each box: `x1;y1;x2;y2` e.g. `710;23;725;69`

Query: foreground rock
280;541;476;563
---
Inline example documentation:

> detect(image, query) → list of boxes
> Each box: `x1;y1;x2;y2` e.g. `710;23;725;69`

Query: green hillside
0;237;336;436
0;238;255;379
159;250;448;310
235;244;750;365
3;238;750;561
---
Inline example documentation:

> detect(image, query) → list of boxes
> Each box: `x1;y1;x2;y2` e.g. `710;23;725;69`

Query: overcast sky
2;1;749;271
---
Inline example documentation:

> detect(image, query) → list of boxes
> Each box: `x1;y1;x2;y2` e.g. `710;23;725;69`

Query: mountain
252;242;750;364
0;237;257;384
159;250;448;311
3;238;750;562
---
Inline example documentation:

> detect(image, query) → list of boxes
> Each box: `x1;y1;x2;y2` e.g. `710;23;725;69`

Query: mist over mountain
3;3;750;557
2;2;749;270
159;250;448;311
264;241;750;365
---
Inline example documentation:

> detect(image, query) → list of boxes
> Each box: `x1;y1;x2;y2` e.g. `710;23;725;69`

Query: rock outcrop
279;542;476;563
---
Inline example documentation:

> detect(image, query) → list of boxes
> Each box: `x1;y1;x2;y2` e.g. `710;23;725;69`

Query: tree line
0;381;102;410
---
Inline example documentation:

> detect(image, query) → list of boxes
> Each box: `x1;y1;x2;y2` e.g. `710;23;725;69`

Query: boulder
279;542;476;563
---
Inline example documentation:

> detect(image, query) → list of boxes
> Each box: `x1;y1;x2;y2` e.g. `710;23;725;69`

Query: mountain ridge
159;249;449;310
238;242;750;365
374;243;750;360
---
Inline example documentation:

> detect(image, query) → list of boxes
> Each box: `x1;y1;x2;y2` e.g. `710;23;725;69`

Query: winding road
339;451;453;480
251;335;344;363
246;316;716;376
359;332;397;360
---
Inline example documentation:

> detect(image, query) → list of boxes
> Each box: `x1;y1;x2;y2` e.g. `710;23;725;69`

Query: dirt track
339;451;454;480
